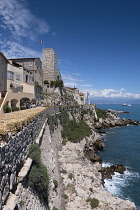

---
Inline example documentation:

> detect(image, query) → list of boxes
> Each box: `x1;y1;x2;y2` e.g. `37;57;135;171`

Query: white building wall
0;53;8;97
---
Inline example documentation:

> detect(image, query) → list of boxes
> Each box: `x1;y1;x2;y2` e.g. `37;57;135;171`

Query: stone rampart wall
0;107;60;209
0;104;96;209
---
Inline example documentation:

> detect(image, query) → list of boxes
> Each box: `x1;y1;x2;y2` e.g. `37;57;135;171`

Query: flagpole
40;40;44;51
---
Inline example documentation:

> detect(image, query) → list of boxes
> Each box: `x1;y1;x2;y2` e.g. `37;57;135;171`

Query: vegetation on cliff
86;197;99;209
28;143;49;202
96;108;107;119
62;119;91;143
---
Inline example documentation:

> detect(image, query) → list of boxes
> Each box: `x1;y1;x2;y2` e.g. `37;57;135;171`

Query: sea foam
102;162;139;198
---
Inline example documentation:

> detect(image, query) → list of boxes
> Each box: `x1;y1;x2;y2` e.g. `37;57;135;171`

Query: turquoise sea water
96;104;140;209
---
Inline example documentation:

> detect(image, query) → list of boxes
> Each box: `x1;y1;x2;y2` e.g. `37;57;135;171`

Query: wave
102;162;140;198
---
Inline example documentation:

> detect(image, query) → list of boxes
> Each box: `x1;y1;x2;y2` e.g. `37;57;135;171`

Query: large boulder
99;164;126;181
93;139;105;151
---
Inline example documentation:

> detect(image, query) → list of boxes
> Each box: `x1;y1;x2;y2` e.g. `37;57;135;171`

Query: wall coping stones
36;118;47;145
18;158;32;182
3;193;17;210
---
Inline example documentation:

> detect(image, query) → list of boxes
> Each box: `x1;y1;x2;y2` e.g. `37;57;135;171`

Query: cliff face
1;105;136;210
40;106;136;210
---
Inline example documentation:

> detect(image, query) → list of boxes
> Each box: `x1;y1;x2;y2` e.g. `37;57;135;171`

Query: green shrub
52;207;59;210
20;106;26;110
86;197;99;209
68;173;74;180
28;143;41;165
60;168;67;174
62;139;68;145
50;80;63;88
28;144;49;202
63;194;68;199
53;179;58;188
28;164;49;201
11;106;20;112
96;108;107;119
19;200;24;207
44;80;49;84
62;120;91;143
3;105;11;113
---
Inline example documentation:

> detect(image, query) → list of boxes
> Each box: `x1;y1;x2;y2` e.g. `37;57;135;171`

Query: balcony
10;83;23;93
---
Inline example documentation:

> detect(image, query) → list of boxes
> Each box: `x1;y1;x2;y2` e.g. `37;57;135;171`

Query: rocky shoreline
40;107;139;209
59;136;136;209
58;111;139;209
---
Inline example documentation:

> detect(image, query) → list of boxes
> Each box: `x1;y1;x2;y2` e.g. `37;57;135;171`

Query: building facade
9;58;43;86
0;53;8;98
64;87;85;105
7;61;34;95
42;48;61;82
0;53;38;114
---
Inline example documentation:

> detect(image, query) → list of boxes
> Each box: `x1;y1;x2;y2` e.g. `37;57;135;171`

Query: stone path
40;123;63;210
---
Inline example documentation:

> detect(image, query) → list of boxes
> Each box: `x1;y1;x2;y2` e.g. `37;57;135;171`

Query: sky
0;0;140;103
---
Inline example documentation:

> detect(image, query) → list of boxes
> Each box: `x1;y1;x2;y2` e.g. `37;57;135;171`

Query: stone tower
42;48;57;82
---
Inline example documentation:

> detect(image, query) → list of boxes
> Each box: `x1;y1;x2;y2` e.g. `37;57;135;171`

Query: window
29;61;32;67
7;71;14;80
16;74;20;80
26;75;28;82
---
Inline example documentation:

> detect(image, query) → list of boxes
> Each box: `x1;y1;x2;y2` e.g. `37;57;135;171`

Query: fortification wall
1;105;95;210
0;107;60;209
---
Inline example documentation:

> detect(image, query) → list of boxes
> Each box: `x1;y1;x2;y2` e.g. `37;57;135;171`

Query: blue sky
0;0;140;103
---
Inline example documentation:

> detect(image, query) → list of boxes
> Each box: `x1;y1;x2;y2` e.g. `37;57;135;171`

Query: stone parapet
0;104;96;209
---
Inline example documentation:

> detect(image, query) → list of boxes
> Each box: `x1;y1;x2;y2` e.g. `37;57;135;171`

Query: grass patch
62;120;91;143
96;108;107;119
86;197;99;209
60;168;67;174
63;194;68;199
62;139;68;145
53;179;58;188
68;173;74;180
52;207;59;210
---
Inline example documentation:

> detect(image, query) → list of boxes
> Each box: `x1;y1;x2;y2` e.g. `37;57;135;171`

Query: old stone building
0;52;8;99
9;58;43;86
42;48;62;82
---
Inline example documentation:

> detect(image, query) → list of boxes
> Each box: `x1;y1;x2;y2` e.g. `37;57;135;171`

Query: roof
65;87;77;90
79;93;84;96
9;57;40;60
0;52;10;63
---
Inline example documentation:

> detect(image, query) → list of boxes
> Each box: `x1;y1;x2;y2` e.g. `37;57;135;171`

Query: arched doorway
20;97;30;107
11;99;18;107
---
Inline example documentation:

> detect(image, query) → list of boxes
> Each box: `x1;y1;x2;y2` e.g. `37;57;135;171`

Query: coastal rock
94;118;139;129
59;138;136;210
93;139;105;151
99;164;126;180
83;139;104;163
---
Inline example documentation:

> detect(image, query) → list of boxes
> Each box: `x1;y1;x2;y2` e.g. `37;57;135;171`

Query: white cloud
72;73;81;76
80;84;93;87
62;74;84;82
64;82;78;87
0;0;49;40
1;41;41;58
80;88;140;99
58;58;72;68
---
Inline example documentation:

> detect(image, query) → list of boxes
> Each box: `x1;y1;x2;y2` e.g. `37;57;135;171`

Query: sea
96;104;140;209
